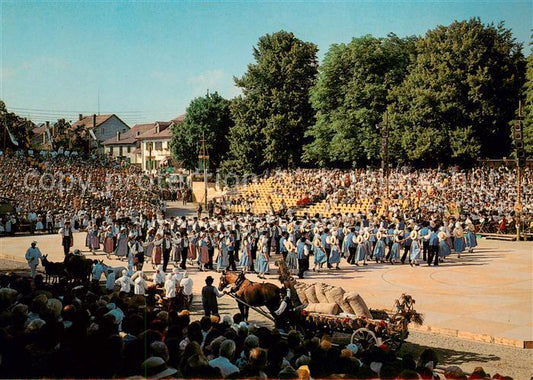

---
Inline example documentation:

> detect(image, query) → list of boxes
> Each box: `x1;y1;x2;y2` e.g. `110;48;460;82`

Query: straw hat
141;357;177;379
438;231;447;240
410;230;418;240
356;235;364;244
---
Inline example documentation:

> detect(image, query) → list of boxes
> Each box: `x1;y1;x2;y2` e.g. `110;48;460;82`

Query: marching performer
373;231;386;263
409;230;421;266
328;229;341;270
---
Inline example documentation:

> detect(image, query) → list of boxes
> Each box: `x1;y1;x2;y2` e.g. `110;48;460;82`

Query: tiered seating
227;175;313;214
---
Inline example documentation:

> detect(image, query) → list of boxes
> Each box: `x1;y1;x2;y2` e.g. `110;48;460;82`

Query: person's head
205;276;214;286
219;339;236;360
249;347;268;369
31;241;37;247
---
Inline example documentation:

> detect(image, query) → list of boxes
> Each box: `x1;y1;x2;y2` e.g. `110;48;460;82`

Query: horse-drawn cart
291;293;423;353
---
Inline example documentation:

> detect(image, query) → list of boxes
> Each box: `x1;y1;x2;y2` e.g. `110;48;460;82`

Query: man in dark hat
59;221;73;255
201;276;224;317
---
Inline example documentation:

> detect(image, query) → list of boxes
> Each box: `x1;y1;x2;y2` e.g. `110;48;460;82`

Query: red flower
302;310;308;316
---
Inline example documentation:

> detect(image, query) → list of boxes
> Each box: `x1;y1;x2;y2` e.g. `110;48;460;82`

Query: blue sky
1;0;531;126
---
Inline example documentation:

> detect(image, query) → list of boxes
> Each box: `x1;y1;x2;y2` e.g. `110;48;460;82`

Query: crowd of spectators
225;166;533;234
0;272;515;379
0;154;167;235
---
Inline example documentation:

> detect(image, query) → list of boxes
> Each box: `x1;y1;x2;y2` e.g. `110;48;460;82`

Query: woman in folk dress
389;232;401;264
198;231;210;271
438;231;452;260
257;232;270;279
238;233;252;272
152;233;164;267
187;231;198;264
285;231;298;272
35;215;44;232
373;231;386;263
103;226;115;256
465;226;477;253
216;232;229;272
409;230;421;266
328;232;341;269
453;226;465;258
312;235;327;272
87;223;100;254
114;227;129;259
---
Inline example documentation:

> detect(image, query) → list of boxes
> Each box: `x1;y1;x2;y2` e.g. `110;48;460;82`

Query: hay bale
343;292;372;318
304;284;319;303
315;283;329;303
325;287;354;314
294;283;309;305
305;303;339;315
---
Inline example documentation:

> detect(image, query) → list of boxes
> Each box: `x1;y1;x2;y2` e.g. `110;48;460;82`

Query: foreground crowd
0;272;514;379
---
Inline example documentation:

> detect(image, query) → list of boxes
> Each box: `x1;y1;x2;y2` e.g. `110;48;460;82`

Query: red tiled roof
103;123;153;145
136;121;173;140
32;125;46;135
71;114;115;130
171;114;186;124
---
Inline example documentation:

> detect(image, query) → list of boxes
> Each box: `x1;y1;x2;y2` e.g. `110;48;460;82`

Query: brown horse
218;271;281;321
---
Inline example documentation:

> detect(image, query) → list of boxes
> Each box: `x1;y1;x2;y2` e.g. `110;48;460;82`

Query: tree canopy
222;30;318;173
170;91;232;171
523;42;533;156
303;34;416;167
391;19;526;165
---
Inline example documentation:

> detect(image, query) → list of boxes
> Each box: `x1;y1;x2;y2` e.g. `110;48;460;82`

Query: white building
136;115;184;172
102;123;153;166
71;114;130;147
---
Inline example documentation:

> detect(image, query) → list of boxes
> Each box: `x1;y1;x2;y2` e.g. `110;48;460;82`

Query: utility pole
198;132;209;209
514;100;524;241
380;108;390;215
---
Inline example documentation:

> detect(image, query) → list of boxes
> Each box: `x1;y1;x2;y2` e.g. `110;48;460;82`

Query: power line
8;107;145;114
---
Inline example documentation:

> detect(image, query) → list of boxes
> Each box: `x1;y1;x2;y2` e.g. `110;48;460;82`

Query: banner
44;123;53;149
88;129;98;141
5;124;19;146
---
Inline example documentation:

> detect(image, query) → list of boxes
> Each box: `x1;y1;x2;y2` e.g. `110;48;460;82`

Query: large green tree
303;34;416;167
170;91;232;171
223;30;318;173
391;19;526;164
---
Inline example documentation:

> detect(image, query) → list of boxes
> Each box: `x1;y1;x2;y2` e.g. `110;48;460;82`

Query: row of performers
84;223;477;274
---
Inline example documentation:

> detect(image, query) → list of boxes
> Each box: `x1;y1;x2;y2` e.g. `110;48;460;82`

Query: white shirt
25;247;41;265
115;275;133;293
165;278;176;298
134;276;146;295
208;356;239;378
106;272;116;291
152;271;165;285
180;277;193;296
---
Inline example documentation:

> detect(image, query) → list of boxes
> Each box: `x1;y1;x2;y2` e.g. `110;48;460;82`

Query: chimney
79;114;83;121
92;114;96;129
116;131;120;141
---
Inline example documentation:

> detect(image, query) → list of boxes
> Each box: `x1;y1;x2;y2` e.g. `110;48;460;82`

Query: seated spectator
208;339;239;378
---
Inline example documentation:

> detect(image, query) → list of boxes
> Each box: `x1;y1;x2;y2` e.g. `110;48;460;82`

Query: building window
119;146;123;157
155;142;163;151
127;146;131;153
101;128;105;134
109;147;113;156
